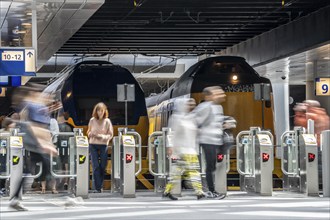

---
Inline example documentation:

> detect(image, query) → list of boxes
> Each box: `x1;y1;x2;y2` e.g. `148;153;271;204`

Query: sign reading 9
315;78;330;96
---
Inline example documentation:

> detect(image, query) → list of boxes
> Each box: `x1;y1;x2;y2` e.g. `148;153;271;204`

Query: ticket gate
111;128;142;198
0;129;42;198
148;128;176;194
281;127;319;196
50;128;89;198
236;127;274;196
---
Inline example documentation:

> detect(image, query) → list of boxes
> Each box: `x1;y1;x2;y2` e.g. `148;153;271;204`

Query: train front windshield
197;60;260;84
75;97;134;126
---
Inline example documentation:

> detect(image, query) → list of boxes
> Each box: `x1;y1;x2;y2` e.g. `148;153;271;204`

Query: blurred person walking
304;100;330;145
193;86;227;199
87;102;113;193
163;98;206;200
9;85;58;211
303;100;330;187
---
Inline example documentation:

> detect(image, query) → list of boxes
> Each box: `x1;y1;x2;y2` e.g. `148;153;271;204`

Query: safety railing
148;131;164;177
50;132;76;179
236;130;254;177
281;130;299;176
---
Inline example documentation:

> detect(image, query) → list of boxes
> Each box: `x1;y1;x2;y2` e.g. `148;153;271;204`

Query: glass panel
0;1;32;47
0;137;10;177
243;136;254;175
52;135;76;176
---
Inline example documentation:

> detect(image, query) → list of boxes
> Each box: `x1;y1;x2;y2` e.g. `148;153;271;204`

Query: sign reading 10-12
315;78;330;96
0;48;36;76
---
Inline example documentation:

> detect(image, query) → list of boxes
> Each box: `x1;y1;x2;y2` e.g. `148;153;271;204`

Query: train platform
0;191;329;220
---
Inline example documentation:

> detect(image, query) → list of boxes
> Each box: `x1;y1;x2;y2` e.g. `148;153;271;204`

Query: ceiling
255;43;330;84
57;0;330;56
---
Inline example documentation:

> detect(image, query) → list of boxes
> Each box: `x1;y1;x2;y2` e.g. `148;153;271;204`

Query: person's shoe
216;194;226;200
0;188;6;196
162;192;178;200
196;192;207;200
205;191;215;198
31;181;39;189
52;189;59;194
9;199;28;211
212;191;226;199
212;191;221;197
64;197;77;207
63;183;68;190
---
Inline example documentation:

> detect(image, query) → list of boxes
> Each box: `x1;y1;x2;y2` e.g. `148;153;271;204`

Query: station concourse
0;1;329;219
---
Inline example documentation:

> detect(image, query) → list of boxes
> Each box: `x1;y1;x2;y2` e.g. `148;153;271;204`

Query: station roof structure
57;0;330;56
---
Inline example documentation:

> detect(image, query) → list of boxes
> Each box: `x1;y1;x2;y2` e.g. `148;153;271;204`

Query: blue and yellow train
146;56;282;188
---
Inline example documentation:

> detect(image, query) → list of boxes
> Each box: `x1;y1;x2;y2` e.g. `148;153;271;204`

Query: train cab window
196;61;260;83
75;97;134;125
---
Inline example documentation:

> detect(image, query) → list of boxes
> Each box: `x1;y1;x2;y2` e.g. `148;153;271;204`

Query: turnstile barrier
280;126;319;196
148;128;171;193
111;128;142;198
50;128;89;198
0;129;43;198
281;127;302;192
236;127;274;196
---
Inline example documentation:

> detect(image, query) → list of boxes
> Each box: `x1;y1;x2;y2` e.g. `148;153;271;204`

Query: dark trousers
201;144;220;192
90;144;108;191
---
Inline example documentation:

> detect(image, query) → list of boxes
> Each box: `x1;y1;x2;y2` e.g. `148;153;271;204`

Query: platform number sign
315;78;330;96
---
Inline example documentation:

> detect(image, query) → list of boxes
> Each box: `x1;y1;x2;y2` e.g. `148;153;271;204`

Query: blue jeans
90;144;108;190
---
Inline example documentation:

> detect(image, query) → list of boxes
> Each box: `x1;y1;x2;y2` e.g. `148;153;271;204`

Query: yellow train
45;60;150;190
146;56;282;188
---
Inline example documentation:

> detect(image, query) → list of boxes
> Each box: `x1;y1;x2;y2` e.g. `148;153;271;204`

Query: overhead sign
315;78;330;96
117;84;135;102
0;48;36;76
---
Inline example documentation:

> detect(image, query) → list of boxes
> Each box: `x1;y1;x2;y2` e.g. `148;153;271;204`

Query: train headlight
66;91;72;98
232;75;238;81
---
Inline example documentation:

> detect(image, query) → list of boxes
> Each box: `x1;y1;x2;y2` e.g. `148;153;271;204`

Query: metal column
120;130;142;198
299;134;319;196
256;132;274;196
214;152;230;195
75;134;89;199
321;130;330;197
9;135;24;199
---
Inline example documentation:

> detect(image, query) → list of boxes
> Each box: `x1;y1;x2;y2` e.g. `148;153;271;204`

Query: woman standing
87;102;113;193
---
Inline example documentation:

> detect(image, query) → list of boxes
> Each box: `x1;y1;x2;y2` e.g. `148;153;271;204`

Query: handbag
219;130;235;154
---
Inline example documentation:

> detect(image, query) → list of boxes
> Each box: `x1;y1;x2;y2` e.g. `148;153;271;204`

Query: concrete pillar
271;81;290;145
